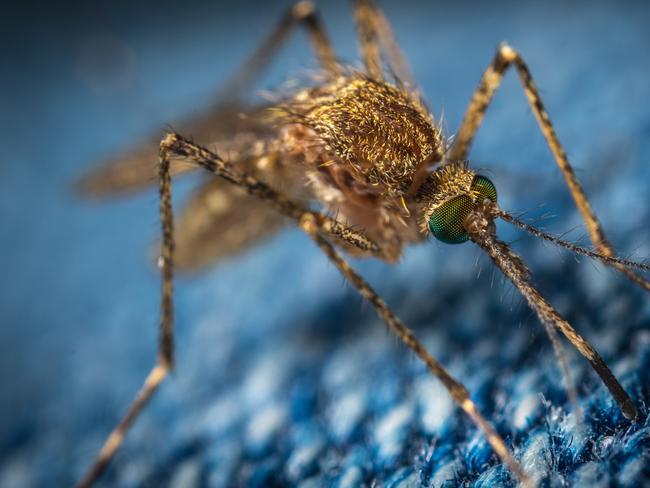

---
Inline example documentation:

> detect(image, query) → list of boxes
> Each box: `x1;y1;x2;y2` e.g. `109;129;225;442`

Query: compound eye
472;175;497;203
428;195;473;244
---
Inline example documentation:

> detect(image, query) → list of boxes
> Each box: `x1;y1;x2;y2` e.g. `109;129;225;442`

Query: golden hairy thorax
271;75;447;260
276;76;444;197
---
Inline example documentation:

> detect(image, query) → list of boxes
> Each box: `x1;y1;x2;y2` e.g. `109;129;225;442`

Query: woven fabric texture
1;1;649;487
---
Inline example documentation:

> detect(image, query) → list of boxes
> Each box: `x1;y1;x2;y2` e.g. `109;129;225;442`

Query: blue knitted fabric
1;1;650;487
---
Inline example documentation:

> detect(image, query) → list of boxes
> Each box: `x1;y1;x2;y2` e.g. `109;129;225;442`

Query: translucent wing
76;103;275;196
78;102;306;271
173;177;288;272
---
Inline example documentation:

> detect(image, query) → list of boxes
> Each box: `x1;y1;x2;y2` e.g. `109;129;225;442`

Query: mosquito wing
79;101;311;272
171;176;288;272
76;102;276;197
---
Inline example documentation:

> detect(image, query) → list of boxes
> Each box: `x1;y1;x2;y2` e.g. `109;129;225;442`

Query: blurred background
1;1;650;486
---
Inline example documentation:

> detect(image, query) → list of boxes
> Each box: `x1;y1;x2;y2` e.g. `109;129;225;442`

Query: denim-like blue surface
1;1;650;487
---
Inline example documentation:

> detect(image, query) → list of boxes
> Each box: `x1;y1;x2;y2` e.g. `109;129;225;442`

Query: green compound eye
428;175;497;245
428;195;473;244
472;175;497;203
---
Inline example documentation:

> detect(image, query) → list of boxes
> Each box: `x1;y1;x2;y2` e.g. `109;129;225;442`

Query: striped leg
352;0;414;87
219;1;340;102
158;133;385;257
75;136;180;488
299;214;533;488
449;43;650;291
74;133;386;488
465;203;637;421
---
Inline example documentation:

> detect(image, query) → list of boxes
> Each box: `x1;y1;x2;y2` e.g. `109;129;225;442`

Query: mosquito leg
219;1;339;102
353;0;382;80
158;132;387;258
352;0;414;86
540;313;582;422
75;133;181;488
449;43;650;291
74;366;167;488
465;206;638;421
77;130;393;487
298;213;533;488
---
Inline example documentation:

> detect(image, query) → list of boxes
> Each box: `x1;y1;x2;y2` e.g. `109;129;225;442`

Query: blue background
1;1;650;486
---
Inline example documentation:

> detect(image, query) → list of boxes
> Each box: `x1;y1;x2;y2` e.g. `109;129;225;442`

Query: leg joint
298;212;318;235
292;1;316;20
159;132;190;163
160;132;180;153
497;42;519;63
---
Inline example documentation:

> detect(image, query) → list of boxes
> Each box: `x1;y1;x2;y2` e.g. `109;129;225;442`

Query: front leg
449;43;650;291
219;1;340;102
352;0;414;87
74;131;388;487
299;214;533;488
158;133;386;258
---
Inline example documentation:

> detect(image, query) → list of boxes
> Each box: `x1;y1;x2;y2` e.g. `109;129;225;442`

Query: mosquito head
418;163;498;244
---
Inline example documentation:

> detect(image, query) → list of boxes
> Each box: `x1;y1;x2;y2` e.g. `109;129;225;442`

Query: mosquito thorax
418;163;497;244
276;76;444;197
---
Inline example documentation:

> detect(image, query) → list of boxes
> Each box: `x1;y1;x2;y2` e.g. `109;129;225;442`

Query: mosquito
75;1;650;486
